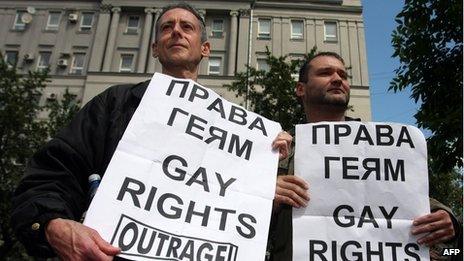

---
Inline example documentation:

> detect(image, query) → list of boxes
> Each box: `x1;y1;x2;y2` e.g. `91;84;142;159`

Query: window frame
258;18;271;39
70;53;85;75
257;58;269;72
46;11;61;31
125;15;140;34
290;20;304;40
13;10;27;30
119;53;134;72
211;19;224;38
208;57;221;75
79;12;94;32
4;50;19;67
37;52;52;71
324;21;338;42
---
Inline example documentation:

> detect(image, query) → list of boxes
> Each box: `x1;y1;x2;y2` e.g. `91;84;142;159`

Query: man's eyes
161;24;172;31
318;70;348;79
160;23;194;31
181;23;194;30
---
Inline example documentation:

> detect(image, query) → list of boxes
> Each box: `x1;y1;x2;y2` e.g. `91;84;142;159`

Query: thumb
92;233;121;255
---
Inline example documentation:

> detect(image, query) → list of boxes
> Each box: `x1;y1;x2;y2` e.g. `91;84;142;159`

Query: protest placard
84;73;282;260
293;122;430;261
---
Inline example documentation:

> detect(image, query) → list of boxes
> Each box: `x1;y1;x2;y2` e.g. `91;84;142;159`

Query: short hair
298;52;345;83
155;3;207;43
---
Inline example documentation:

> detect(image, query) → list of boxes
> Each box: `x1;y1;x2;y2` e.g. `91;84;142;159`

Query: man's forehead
159;8;200;25
309;56;345;70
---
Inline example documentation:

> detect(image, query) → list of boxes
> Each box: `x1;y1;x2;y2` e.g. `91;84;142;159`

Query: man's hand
411;210;455;246
272;131;293;160
274;175;309;208
45;218;121;260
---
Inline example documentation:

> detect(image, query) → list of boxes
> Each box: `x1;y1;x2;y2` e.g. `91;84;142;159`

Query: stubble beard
307;91;350;113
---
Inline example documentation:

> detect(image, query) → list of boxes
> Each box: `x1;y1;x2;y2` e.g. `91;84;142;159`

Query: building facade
0;0;371;120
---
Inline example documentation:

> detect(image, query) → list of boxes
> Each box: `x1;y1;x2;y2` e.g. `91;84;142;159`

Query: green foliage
429;167;463;215
391;0;463;172
226;46;316;131
45;89;80;137
391;0;463;212
0;57;80;259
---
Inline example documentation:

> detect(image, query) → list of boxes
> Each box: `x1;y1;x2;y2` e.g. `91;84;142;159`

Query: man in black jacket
269;52;460;260
11;3;291;260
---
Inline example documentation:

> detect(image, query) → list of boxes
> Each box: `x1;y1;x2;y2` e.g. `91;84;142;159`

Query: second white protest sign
293;122;430;261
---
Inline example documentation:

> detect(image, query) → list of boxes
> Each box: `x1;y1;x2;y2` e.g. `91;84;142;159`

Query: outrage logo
111;215;238;260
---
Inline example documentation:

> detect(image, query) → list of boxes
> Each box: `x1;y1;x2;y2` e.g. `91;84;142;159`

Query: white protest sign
293;122;430;261
84;73;282;261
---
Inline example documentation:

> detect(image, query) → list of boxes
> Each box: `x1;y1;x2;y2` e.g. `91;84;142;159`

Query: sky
362;0;422;129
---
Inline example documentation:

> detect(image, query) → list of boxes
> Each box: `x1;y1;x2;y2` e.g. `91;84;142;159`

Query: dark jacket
11;80;150;257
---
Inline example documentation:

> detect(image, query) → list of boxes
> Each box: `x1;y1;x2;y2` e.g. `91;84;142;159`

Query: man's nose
171;23;183;38
331;73;342;84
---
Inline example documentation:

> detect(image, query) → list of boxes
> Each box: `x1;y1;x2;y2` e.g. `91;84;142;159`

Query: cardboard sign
85;73;282;260
293;122;430;261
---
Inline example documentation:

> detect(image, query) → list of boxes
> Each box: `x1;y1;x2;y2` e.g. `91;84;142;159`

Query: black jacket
11;80;150;257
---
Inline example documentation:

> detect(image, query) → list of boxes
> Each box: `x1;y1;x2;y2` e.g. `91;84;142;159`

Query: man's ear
152;42;158;58
296;82;306;97
201;41;211;57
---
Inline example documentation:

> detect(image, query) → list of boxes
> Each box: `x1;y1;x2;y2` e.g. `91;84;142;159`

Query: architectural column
88;4;111;71
236;9;250;73
227;10;238;76
147;8;162;73
137;8;155;73
102;7;121;72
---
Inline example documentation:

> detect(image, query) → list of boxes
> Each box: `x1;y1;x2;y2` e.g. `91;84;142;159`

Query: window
211;19;224;38
46;12;61;30
291;20;304;39
119;54;134;72
37;52;51;71
4;51;18;67
126;16;140;34
258;19;271;39
257;59;269;72
70;53;85;74
208;57;221;75
324;21;338;42
14;10;26;30
79;12;94;31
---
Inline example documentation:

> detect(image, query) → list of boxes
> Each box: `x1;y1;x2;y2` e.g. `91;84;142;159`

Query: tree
226;47;316;131
391;0;462;212
0;57;80;259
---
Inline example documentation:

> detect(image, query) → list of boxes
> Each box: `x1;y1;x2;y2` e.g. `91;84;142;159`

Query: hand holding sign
412;209;455;246
272;131;293;160
274;175;309;209
46;218;120;260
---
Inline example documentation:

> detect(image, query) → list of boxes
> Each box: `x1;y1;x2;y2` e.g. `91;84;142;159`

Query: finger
280;175;309;189
413;210;446;226
272;132;292;148
88;246;113;261
277;181;309;201
92;232;121;256
275;194;300;208
276;187;309;207
411;219;451;235
271;141;287;158
417;228;455;246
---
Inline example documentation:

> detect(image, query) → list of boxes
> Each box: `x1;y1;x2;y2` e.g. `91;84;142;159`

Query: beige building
0;0;371;120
